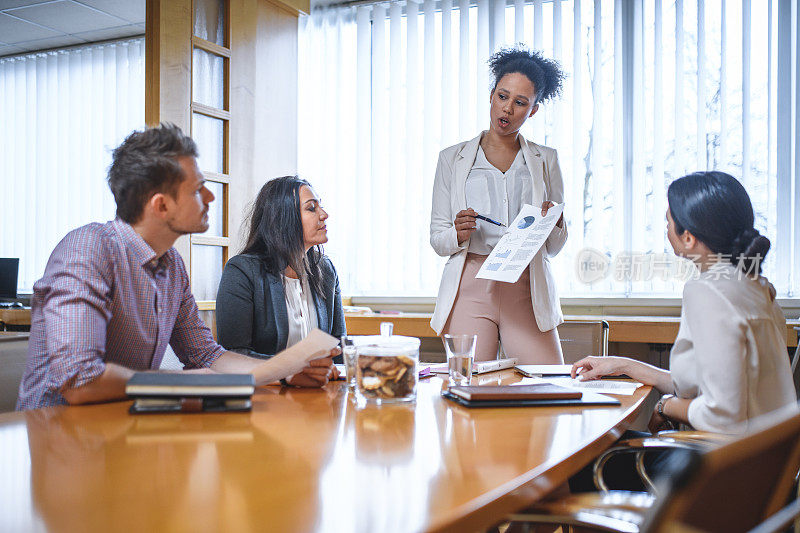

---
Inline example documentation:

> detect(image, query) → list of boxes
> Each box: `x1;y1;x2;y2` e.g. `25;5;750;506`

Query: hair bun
730;228;770;274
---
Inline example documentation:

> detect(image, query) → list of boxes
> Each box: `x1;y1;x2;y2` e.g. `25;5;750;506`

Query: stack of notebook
126;373;256;414
442;383;620;408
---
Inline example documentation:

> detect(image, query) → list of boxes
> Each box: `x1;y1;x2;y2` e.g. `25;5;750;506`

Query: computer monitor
0;258;19;300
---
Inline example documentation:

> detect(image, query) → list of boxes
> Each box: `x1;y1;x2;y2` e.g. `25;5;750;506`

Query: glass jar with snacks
355;323;420;404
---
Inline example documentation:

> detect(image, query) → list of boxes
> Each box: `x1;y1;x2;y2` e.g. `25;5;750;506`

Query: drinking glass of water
341;336;358;390
442;334;477;386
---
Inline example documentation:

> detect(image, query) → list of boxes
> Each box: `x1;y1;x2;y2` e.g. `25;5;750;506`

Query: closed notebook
126;373;256;398
126;373;255;414
448;384;581;401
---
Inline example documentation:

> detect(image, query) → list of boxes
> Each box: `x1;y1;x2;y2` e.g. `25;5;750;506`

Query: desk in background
0;308;31;331
0;370;653;533
0;332;29;412
346;312;800;347
6;307;800;347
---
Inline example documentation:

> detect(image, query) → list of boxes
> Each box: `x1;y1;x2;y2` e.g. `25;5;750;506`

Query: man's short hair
107;123;198;223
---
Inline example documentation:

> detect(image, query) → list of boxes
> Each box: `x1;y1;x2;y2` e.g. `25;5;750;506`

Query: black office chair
558;320;610;364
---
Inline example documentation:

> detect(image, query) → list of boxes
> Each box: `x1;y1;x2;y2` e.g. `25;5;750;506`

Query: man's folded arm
61;362;135;405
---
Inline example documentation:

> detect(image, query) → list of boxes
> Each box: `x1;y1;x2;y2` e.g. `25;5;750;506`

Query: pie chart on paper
517;216;536;229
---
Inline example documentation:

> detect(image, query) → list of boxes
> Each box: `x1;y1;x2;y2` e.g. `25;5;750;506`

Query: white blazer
429;132;568;335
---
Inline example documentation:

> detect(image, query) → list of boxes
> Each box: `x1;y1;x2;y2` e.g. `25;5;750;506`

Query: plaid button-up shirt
17;219;225;410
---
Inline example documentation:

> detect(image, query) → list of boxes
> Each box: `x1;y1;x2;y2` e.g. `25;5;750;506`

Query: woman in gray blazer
216;176;345;377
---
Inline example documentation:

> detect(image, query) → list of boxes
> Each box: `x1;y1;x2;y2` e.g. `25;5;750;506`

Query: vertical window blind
0;38;145;293
299;0;799;298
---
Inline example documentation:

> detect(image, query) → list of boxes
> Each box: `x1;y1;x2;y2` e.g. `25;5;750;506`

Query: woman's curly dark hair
488;47;565;105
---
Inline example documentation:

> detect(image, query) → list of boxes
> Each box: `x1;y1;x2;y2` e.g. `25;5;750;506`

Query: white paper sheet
476;203;565;283
535;376;643;396
251;328;340;384
514;364;574;376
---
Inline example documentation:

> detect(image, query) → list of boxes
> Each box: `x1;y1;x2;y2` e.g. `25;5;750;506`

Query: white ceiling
0;0;145;57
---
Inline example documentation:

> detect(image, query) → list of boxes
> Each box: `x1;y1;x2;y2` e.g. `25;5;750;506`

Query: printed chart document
251;328;339;384
476;203;565;283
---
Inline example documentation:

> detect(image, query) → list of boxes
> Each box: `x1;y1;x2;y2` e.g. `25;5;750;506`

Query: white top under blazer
465;146;531;254
429;132;568;335
282;275;318;349
670;262;797;433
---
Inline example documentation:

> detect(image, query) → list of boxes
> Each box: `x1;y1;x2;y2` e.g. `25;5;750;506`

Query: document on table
476;203;565;283
251;328;339;384
531;376;643;396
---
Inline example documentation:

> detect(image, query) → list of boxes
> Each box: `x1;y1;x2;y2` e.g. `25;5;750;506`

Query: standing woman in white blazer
430;47;567;363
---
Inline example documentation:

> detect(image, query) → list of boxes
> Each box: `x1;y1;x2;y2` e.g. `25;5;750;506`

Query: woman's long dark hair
667;171;770;275
241;176;325;295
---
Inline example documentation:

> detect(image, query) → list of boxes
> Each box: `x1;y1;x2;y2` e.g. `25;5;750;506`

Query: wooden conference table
0;370;652;533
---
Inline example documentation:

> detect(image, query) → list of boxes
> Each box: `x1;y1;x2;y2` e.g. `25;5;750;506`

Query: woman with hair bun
573;171;796;435
430;47;568;363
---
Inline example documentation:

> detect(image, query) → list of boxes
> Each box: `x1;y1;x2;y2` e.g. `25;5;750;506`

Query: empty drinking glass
443;334;477;386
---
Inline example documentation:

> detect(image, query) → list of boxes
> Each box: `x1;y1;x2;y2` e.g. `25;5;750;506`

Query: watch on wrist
657;394;675;416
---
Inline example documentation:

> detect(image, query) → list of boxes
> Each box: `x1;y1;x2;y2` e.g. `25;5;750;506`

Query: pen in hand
474;213;506;227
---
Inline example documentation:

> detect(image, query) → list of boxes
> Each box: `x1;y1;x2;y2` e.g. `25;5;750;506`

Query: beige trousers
443;253;564;363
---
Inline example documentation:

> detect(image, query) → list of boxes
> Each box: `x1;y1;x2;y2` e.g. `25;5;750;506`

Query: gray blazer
216;253;346;360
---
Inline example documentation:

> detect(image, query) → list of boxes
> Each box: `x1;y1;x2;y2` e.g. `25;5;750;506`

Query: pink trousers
443;253;564;363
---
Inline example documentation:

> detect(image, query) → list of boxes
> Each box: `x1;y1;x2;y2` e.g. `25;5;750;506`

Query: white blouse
670;262;797;433
282;275;318;348
464;146;531;255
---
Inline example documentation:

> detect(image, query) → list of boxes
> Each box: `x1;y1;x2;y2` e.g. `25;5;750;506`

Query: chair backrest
557;320;609;364
643;406;800;533
791;327;800;398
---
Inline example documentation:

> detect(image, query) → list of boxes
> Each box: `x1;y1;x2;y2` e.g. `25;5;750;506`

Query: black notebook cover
128;397;253;414
126;373;255;398
441;390;620;408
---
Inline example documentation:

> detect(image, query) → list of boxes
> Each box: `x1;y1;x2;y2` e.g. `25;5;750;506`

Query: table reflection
0;372;652;533
318;390;442;533
354;401;416;463
15;397;335;533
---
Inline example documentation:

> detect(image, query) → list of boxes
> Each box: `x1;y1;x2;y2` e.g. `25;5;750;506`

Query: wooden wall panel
228;0;300;255
229;0;259;256
145;0;193;261
274;0;309;16
253;0;299;190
